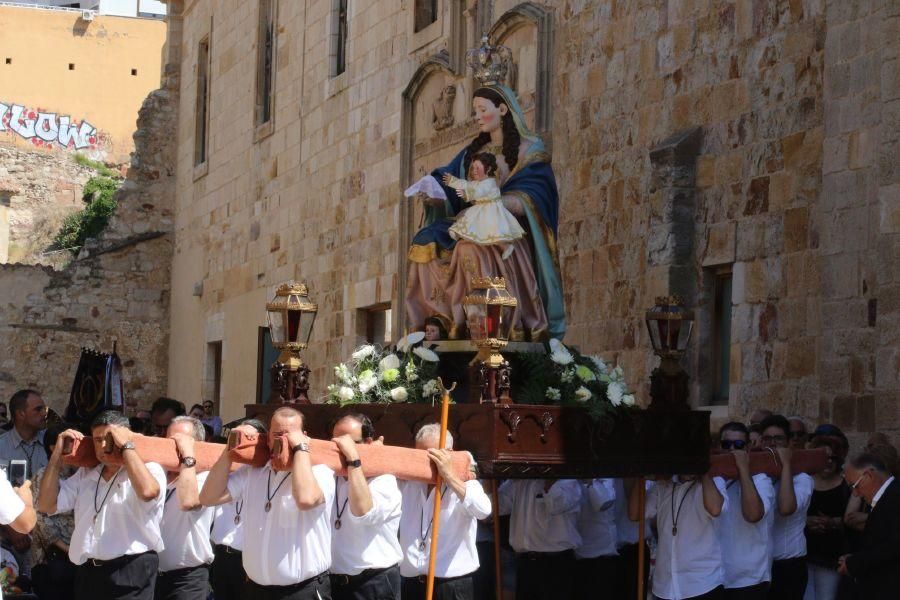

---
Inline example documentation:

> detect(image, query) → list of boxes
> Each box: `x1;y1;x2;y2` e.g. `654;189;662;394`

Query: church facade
161;0;899;446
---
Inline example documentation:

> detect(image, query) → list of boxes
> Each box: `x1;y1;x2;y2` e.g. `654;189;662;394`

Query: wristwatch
180;456;197;468
291;442;310;454
346;459;362;469
120;441;136;452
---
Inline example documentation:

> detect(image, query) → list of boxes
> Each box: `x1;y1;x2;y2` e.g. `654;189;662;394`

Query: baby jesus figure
442;152;525;260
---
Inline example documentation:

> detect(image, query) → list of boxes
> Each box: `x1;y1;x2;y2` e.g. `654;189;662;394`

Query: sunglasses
761;434;787;444
721;439;747;450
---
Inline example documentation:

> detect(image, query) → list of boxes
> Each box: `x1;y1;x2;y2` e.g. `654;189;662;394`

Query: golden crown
466;36;513;87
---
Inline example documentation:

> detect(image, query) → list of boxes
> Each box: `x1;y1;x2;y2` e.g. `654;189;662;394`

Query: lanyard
265;470;291;513
670;480;697;537
93;467;122;524
418;485;448;550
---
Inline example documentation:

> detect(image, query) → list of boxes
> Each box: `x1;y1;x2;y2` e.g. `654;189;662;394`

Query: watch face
182;457;197;467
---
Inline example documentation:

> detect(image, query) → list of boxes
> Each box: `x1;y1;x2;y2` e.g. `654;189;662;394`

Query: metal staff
426;378;455;600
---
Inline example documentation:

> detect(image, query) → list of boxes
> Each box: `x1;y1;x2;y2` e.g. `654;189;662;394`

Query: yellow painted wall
0;6;165;164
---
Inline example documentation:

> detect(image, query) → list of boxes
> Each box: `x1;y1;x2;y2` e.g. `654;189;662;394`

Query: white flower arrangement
327;332;441;405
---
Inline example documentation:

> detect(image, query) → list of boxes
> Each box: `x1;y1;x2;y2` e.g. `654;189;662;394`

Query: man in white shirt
200;405;334;600
573;478;617;599
208;418;267;600
760;414;812;600
156;416;216;600
399;423;491;600
329;413;402;600
498;478;582;600
716;422;776;599
37;410;166;600
615;478;653;600
630;473;728;600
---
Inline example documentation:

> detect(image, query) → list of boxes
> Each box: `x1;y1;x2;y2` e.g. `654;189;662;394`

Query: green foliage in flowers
326;332;441;405
509;339;635;420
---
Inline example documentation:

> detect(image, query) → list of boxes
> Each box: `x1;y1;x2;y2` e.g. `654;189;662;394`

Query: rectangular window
194;36;210;166
357;304;392;346
711;270;733;405
256;327;279;403
255;0;276;126
329;0;349;78
205;341;222;410
414;0;438;32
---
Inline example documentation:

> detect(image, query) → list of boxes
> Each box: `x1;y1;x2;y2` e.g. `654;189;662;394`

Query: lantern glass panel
676;319;694;351
287;309;302;344
267;307;286;345
299;310;316;345
497;304;514;341
464;303;487;340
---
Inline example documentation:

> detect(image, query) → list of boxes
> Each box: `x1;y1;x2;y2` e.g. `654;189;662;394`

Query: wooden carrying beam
708;448;828;479
61;430;475;485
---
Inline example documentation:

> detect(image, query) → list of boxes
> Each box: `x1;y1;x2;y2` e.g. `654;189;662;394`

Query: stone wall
0;146;97;266
164;0;899;444
0;35;179;415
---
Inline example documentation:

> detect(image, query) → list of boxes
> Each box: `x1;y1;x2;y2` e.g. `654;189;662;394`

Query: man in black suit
838;453;900;599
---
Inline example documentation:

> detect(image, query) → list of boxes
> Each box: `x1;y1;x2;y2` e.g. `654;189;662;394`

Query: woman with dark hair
804;434;851;600
407;84;564;342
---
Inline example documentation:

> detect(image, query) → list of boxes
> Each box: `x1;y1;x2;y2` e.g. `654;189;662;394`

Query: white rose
338;386;355;402
413;346;440;362
622;394;636;406
379;353;401;371
607;382;625;406
390;386;408;402
545;387;561;401
575;386;592;402
352;345;375;360
358;375;377;393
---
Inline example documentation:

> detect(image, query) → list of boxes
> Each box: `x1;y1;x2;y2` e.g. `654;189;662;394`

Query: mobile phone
8;459;27;488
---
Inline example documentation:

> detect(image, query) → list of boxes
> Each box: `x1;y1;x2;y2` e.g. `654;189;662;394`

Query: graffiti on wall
0;102;108;157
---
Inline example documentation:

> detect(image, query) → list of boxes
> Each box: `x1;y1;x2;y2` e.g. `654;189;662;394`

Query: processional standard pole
426;379;454;600
637;478;646;600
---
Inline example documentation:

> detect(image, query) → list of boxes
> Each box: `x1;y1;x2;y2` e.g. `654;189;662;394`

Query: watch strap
347;459;362;469
291;442;310;454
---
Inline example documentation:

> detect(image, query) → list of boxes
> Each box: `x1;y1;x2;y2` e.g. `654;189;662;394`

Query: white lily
413;346;440;362
397;331;426;352
379;353;401;371
352;345;375;360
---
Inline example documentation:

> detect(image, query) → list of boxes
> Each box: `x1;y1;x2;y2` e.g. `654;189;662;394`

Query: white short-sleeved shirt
55;463;167;565
647;477;729;600
0;470;25;527
158;471;215;571
614;478;653;548
771;473;814;560
331;474;403;575
718;474;777;588
498;479;583;553
211;500;244;551
398;480;491;578
575;478;617;559
227;463;335;586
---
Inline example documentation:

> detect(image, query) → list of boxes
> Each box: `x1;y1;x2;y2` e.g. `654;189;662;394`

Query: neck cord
670;480;697;537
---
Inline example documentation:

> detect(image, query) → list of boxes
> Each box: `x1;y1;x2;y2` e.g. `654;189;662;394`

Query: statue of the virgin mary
405;38;565;341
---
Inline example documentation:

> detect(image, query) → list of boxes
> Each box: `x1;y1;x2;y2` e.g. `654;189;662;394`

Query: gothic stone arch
488;2;554;134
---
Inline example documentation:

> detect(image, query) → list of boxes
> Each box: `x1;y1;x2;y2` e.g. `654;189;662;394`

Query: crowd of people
0;389;897;600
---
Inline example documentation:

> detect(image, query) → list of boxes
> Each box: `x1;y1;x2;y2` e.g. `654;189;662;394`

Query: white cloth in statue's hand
404;175;447;200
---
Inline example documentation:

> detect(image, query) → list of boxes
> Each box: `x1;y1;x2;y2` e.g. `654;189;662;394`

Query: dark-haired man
201;405;334;600
839;453;900;598
329;413;402;600
150;398;186;437
760;414;812;600
0;389;48;474
717;422;775;599
37;410;166;600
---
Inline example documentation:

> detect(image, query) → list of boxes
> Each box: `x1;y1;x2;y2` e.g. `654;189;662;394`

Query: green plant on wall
54;156;123;255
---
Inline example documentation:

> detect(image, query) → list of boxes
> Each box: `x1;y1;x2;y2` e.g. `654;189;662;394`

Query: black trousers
472;541;496;600
657;586;725;600
31;554;77;600
244;572;332;600
401;574;475;600
618;542;650;600
515;551;575;600
75;551;158;600
155;564;209;600
725;582;770;600
210;545;246;600
769;557;808;600
573;555;619;599
330;565;400;600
